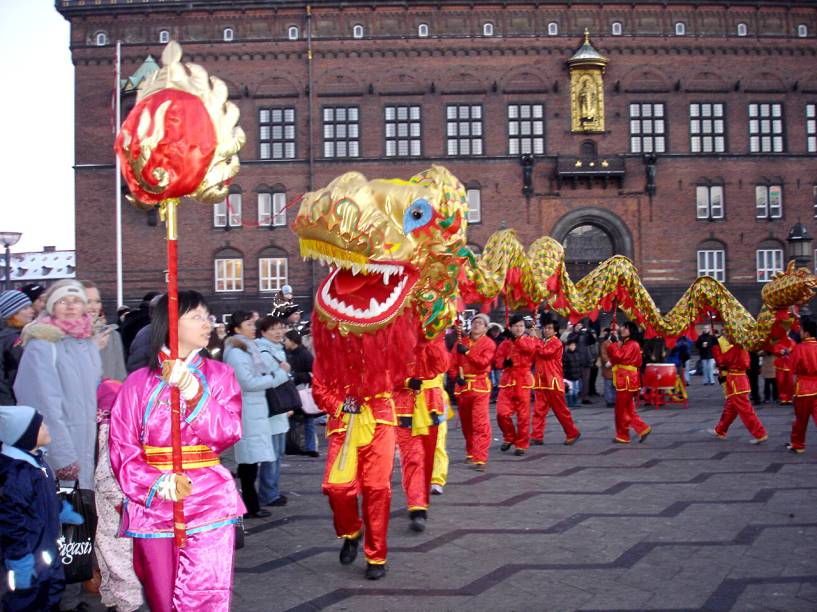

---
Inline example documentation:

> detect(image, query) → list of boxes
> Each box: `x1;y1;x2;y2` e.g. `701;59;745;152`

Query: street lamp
786;221;813;269
0;232;22;290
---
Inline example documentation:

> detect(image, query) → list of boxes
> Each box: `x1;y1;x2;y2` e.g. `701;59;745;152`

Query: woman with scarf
108;291;245;611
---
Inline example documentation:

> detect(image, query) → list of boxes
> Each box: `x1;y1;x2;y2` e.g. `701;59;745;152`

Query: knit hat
20;283;46;304
281;285;293;296
0;405;43;450
45;280;87;315
472;313;490;327
509;314;525;326
0;290;31;320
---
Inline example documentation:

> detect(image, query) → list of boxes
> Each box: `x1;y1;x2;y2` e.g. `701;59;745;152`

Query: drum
643;363;677;389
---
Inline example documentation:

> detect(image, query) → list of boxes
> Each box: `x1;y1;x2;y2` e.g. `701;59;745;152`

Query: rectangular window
257;192;287;227
629;102;666;154
213;195;241;227
213;201;227;227
507;103;545;155
259;257;288;292
214;258;243;292
697;250;725;282
748;102;784;153
689;103;726;153
756;249;783;282
807;104;816;153
696;185;724;220
755;185;783;219
446;104;484;156
258;193;271;226
322;106;360;158
384;105;422;157
259;107;296;160
466;188;481;223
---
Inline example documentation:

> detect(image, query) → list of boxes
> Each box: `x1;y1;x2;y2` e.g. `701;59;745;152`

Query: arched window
756;239;784;282
696;180;725;220
214;188;242;228
95;32;108;46
564;224;615;280
288;26;299;40
755;182;783;220
465;182;481;224
675;22;686;36
547;22;558;36
418;23;429;38
737;23;748;37
483;22;494;37
258;246;289;293
798;24;809;38
352;24;364;39
159;30;170;43
257;184;288;228
697;239;726;281
214;247;244;292
223;27;234;42
611;22;623;36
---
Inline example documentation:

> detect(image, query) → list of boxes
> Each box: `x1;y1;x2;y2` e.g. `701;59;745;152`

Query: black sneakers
339;533;361;565
365;562;387;580
500;442;512;452
409;509;427;533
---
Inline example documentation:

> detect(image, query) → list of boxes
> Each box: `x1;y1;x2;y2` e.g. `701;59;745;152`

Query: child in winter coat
0;405;83;611
563;341;583;407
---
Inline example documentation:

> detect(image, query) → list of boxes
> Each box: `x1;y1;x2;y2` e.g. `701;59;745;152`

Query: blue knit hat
0;405;43;450
0;290;31;320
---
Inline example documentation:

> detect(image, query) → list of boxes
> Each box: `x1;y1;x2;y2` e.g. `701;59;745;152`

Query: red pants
457;391;491;464
532;389;580;441
497;385;532;450
396;424;439;511
790;395;817;450
776;370;794;403
322;423;395;564
714;393;767;439
614;390;650;442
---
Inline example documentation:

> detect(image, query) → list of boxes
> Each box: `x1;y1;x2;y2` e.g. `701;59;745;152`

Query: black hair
284;329;303;345
227;310;254;336
803;319;817;338
148;291;208;370
622;321;642;344
257;315;287;334
543;319;560;334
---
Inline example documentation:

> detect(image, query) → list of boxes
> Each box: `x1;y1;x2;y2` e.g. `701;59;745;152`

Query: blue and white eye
403;198;433;234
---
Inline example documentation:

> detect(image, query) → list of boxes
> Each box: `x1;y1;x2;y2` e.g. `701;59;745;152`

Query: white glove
162;359;201;401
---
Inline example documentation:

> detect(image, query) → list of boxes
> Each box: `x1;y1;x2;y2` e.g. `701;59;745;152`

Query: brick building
57;0;817;317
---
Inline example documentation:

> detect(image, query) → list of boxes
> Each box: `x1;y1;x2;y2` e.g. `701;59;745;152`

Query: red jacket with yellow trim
712;342;750;397
607;339;642;392
448;334;496;394
791;338;817;397
534;335;564;391
773;338;795;372
494;335;536;388
395;336;449;417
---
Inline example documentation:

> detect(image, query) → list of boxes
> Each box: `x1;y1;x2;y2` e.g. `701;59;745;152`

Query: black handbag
262;351;303;416
57;483;97;584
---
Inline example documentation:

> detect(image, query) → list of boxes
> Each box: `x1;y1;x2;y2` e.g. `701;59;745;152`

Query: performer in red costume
787;318;817;453
531;319;581;446
448;314;496;471
708;333;768;443
608;321;652;444
394;336;449;532
773;335;796;404
494;314;537;455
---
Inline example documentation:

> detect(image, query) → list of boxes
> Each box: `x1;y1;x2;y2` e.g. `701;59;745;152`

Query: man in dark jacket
120;291;160;357
563;340;583;407
0;290;34;405
567;323;596;404
696;328;717;385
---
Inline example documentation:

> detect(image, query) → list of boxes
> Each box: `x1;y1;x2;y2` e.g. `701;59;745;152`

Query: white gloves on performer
161;359;201;401
156;473;193;502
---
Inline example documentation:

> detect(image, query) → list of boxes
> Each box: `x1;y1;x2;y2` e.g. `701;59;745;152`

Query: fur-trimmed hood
225;335;251;353
20;321;64;346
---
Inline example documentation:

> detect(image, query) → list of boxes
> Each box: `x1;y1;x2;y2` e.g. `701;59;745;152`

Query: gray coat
224;336;287;464
14;322;101;489
99;329;127;382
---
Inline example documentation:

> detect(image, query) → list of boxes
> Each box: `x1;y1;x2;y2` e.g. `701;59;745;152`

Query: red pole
164;198;186;548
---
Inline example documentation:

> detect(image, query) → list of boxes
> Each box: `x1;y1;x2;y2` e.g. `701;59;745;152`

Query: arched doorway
563;224;614;280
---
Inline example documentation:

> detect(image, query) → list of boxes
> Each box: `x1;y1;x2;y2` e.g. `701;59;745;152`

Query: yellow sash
411;375;444;437
328;394;388;485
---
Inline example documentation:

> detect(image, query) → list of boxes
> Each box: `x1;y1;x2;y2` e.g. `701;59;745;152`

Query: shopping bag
298;386;322;415
58;483;97;584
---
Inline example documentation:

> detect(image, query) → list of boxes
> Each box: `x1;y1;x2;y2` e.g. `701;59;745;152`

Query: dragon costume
293;165;817;577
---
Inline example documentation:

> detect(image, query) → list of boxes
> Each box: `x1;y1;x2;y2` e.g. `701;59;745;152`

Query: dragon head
293;165;470;338
761;260;817;310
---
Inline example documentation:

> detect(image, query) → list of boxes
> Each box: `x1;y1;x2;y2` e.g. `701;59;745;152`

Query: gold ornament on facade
568;30;608;133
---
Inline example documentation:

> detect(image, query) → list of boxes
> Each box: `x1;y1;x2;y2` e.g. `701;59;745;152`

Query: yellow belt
726;370;746;375
328;392;392;485
144;445;220;470
411;374;444;437
613;365;638;373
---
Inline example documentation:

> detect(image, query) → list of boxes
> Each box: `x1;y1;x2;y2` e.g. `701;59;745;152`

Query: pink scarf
40;314;94;340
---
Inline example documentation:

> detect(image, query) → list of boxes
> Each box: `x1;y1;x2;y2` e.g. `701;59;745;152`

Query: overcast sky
0;1;75;253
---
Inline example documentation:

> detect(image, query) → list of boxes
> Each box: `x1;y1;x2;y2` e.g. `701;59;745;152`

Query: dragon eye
411;209;423;220
402;198;433;235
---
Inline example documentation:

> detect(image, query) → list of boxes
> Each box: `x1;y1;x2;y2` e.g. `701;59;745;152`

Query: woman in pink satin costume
109;291;245;612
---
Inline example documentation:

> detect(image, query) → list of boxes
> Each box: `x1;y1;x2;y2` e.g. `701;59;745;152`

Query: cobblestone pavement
76;381;817;611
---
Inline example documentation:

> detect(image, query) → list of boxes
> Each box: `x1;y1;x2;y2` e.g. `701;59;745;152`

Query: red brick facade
59;0;817;316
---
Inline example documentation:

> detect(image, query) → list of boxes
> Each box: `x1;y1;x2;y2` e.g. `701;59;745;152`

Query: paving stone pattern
229;383;817;611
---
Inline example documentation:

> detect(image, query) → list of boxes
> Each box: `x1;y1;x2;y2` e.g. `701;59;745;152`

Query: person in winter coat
562;341;583;408
599;329;616;407
109;290;245;611
0;290;34;405
283;329;317;456
14;280;101;488
0;405;84;612
760;350;778;403
255;316;293;507
567;323;596;404
20;283;47;317
608;321;652;444
224;311;284;519
82;280;127;382
126;294;162;373
696;328;717;385
94;380;143;612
